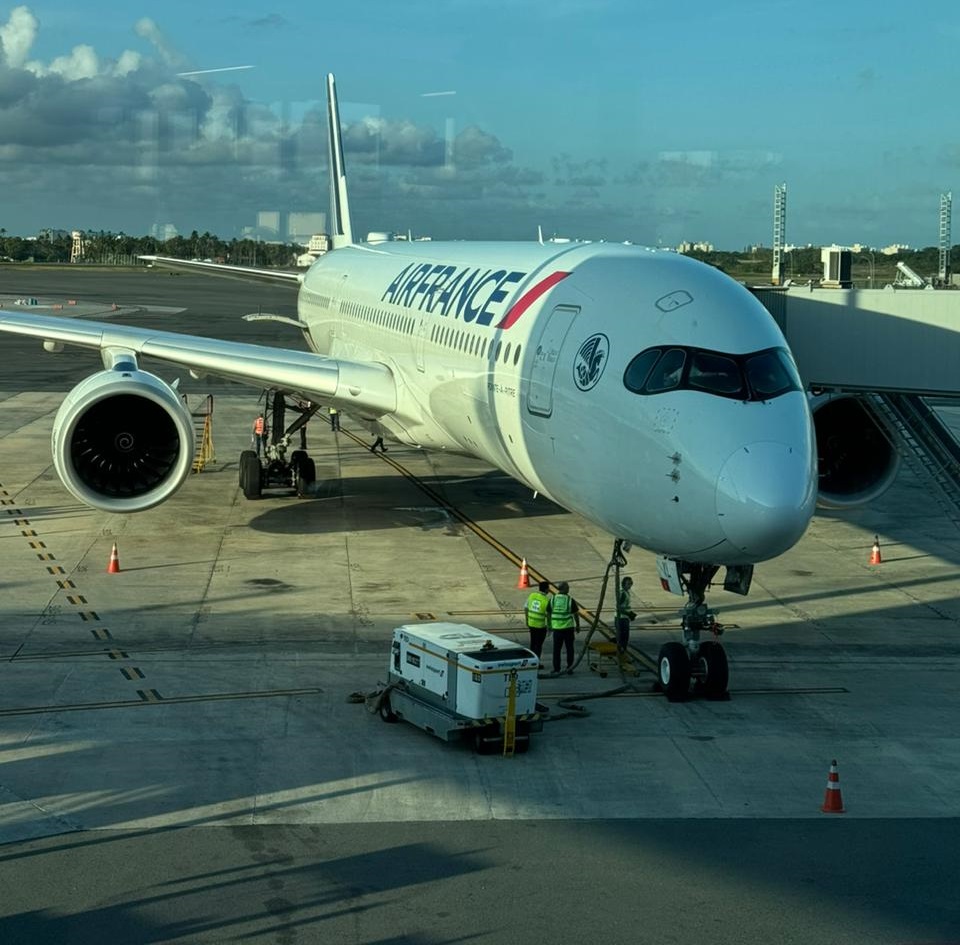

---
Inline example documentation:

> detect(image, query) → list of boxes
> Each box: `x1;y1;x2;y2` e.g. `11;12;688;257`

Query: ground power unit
379;623;542;753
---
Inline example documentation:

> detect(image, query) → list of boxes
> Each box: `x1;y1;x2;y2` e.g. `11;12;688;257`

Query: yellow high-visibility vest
549;594;576;630
525;591;549;628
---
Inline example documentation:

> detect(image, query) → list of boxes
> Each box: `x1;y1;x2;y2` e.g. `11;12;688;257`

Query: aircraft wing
140;255;304;286
0;308;396;416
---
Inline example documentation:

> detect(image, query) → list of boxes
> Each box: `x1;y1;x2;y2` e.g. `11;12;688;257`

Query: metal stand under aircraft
239;392;320;499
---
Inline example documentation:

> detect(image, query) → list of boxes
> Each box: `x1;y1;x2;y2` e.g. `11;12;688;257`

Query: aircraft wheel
658;642;691;702
291;449;307;468
695;641;729;699
240;451;262;499
239;449;257;490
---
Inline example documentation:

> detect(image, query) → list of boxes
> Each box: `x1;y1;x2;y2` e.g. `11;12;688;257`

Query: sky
0;0;958;250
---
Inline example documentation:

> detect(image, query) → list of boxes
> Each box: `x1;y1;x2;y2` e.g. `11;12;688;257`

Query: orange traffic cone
869;536;882;565
107;542;121;574
821;759;845;813
516;558;530;589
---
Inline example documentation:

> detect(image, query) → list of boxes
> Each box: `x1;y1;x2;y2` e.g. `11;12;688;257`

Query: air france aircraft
0;75;818;699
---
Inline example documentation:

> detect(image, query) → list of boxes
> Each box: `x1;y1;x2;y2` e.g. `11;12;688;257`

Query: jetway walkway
751;286;960;526
867;394;960;529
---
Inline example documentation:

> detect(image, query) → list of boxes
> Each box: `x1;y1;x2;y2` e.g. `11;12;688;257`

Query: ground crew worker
616;576;636;652
524;580;551;659
329;406;340;431
252;413;267;457
549;581;580;674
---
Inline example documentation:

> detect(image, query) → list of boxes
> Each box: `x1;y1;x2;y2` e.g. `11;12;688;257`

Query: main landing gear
655;560;751;702
239;392;319;500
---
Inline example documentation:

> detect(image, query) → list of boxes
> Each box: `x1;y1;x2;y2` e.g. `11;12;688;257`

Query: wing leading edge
0;308;396;416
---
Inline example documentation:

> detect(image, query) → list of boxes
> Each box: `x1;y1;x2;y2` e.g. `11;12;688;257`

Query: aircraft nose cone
716;441;816;560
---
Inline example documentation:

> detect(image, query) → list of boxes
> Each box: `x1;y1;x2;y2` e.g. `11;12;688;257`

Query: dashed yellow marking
414;612;436;619
91;628;112;640
29;541;47;550
107;650;129;660
77;611;99;621
36;553;55;561
20;530;37;538
56;580;76;590
47;566;66;575
121;667;145;680
137;689;163;702
66;595;88;605
15;519;31;526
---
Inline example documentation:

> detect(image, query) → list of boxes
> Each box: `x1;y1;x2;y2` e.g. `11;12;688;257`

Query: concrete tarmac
1;268;960;944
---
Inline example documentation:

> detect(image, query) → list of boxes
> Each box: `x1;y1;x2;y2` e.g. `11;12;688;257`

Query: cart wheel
378;694;398;723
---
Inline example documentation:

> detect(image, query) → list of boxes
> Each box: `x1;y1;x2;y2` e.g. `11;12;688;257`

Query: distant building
296;233;330;268
677;240;714;253
881;243;911;255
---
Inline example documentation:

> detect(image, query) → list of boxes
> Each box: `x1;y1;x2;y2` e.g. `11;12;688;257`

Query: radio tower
772;183;787;286
938;191;952;287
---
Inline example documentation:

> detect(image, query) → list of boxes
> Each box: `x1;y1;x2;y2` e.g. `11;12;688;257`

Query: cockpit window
745;349;801;399
643;348;686;393
688;351;745;397
623;349;660;392
622;345;800;402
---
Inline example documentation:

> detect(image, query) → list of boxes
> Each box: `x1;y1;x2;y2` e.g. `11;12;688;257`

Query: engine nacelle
52;368;195;513
811;393;900;508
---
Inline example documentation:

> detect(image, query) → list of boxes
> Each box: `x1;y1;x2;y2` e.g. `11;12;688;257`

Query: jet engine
52;367;195;513
811;393;900;508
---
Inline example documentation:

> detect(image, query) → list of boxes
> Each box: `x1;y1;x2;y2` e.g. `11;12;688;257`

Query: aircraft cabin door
526;305;579;418
415;319;427;372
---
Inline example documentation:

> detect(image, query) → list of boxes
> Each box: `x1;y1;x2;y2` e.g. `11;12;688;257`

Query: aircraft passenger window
745;348;801;399
513;345;522;366
495;341;502;361
644;348;686;393
482;339;488;358
688;351;745;397
504;342;512;363
623;350;661;393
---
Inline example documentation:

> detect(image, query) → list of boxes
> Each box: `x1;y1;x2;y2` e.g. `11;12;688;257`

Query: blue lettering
382;262;528;326
436;268;467;315
381;264;413;303
464;270;505;324
399;264;433;308
478;270;525;325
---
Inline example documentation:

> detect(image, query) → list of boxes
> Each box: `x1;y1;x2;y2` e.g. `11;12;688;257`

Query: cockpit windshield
623;346;801;401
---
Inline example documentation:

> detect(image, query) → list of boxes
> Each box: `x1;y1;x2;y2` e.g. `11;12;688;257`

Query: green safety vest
549;594;576;630
525;591;549;628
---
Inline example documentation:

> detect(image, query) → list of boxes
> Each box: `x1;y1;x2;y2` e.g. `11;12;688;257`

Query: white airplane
0;75;820;699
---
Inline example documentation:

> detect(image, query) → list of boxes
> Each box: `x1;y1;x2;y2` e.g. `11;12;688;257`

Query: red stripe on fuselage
496;271;571;329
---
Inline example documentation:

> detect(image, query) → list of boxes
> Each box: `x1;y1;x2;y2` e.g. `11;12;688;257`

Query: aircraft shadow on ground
245;469;567;536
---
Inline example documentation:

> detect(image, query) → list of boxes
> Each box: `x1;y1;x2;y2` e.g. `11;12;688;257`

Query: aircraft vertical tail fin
326;73;354;249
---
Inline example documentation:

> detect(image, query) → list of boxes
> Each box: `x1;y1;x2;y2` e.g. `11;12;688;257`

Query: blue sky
1;1;958;249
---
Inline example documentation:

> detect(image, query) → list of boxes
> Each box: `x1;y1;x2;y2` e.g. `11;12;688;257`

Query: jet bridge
753;285;960;521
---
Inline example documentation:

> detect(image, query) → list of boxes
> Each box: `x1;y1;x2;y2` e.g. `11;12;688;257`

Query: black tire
658;642;691;701
696;641;729;699
296;457;316;496
240;451;262;499
514;736;530;754
291;449;307;468
378;694;398;723
473;730;497;755
239;449;257;490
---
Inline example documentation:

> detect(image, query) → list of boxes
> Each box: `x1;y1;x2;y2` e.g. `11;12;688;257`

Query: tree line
0;229;305;268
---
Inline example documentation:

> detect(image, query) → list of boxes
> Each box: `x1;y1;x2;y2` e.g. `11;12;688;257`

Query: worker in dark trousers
615;576;636;653
370;434;387;452
524;580;551;660
549;581;580;674
328;406;340;431
252;413;267;457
